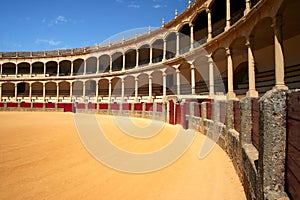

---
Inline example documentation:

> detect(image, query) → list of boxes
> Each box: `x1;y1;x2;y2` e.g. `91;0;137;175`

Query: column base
246;89;259;98
273;84;288;90
226;91;238;100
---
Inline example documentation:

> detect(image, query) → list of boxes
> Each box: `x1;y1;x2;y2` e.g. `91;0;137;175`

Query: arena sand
0;112;246;199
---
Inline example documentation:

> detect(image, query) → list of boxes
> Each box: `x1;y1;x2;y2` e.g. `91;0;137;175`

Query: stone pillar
70;82;73;100
109;55;113;73
176;32;180;56
208;56;214;98
225;0;231;31
0;64;2;77
244;0;251;15
95;81;99;103
71;61;74;76
83;82;86;101
121;78;125;103
148;75;153;102
191;64;196;95
207;9;213;41
96;58;100;74
246;37;258;97
258;89;289;199
15;83;18;100
273;16;288;90
83;60;87;75
0;84;2;102
56;82;59;102
44;63;46;77
163;39;167;61
122;53;126;71
135;77;139;102
57;62;60;77
29;63;33;77
176;68;181;95
136;49;139;68
42;82;46;102
108;80;112;103
190;24;194;50
226;48;237;99
163;72;167;102
149;46;153;64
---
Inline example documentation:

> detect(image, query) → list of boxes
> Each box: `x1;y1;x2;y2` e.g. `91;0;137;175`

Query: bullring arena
0;0;299;199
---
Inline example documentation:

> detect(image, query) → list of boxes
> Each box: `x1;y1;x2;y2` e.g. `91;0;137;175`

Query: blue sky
0;0;188;52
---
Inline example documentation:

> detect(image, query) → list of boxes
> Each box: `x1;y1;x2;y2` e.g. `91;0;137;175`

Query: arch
73;81;83;96
124;76;135;97
151;70;163;97
86;57;97;74
112;52;123;71
125;49;136;69
32;82;43;97
234;62;248;91
192;10;208;47
111;77;122;97
152;39;163;63
17;62;30;75
32;62;44;75
99;54;110;73
58;81;70;97
230;0;246;25
17;82;29;97
2;62;16;75
46;61;58;77
2;82;15;97
59;60;71;76
45;82;57;97
73;59;84;75
137;73;149;97
85;80;97;97
211;0;226;38
98;79;109;97
165;32;177;59
212;48;228;94
179;24;191;55
138;44;150;66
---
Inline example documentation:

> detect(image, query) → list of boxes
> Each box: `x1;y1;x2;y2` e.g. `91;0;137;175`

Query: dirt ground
0;112;246;200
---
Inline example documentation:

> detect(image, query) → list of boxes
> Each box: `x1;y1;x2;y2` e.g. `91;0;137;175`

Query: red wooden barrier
286;91;300;200
194;103;202;117
111;103;120;110
33;103;43;108
46;103;55;109
251;99;259;150
157;103;163;112
175;104;181;125
99;103;108;110
77;103;86;109
88;103;97;110
0;103;4;108
169;101;175;125
63;103;73;112
21;102;31;108
146;103;153;111
7;102;18;108
134;103;143;111
122;103;131;111
206;102;213;120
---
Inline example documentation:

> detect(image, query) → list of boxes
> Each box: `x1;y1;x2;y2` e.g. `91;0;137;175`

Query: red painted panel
206;102;213;120
169;101;175;125
0;103;4;108
21;102;31;108
146;103;153;111
88;103;97;110
185;102;190;115
122;103;131;111
77;103;86;109
134;103;143;111
33;103;43;108
157;103;163;112
64;103;73;112
175;104;181;125
46;103;55;109
111;103;120;110
99;103;108;110
58;103;65;109
194;103;202;117
7;102;18;108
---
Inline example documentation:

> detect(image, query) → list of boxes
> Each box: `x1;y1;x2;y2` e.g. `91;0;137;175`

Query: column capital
176;68;180;73
190;64;195;70
162;72;167;77
148;75;153;79
245;36;254;47
206;8;211;14
225;47;231;57
272;15;283;29
135;77;139;81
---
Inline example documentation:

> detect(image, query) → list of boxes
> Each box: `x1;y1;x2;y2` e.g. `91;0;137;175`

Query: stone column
176;32;180;56
190;24;194;50
44;63;46;77
15;64;18;77
244;0;251;15
57;62;60;77
70;82;73;100
122;53;126;71
109;55;113;72
148;75;153;102
191;64;196;95
225;0;231;31
246;37;258;97
42;82;46;102
0;84;2;102
208;56;215;98
207;9;213;41
95;81;99;103
149;46;153;64
29;63;33;77
71;61;74;76
226;48;237;99
163;72;167;102
96;58;100;74
273;16;288;90
136;49;139;68
163;39;167;61
56;82;59;101
82;82;86;101
15;83;18;100
0;63;2;77
135;77;139;102
108;80;112;103
121;78;125;103
176;68;181;95
83;60;87;75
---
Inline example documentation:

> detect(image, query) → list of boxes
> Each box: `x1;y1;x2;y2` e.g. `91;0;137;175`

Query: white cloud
153;4;162;8
48;15;68;26
35;39;62;46
128;2;140;8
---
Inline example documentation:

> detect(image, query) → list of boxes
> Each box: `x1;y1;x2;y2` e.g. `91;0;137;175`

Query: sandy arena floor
0;112;246;200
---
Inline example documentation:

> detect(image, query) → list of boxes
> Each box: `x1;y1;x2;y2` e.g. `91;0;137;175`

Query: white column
83;82;86;100
226;48;236;99
96;81;99;103
83;60;87;75
176;32;180;56
208;56;215;98
135;77;139;102
70;82;73;100
273;16;288;90
71;61;74;76
110;55;113;72
191;64;196;95
43;83;46;102
190;24;194;50
163;39;167;61
44;63;46;77
122;53;126;71
15;64;18;77
148;75;153;102
244;0;251;15
225;0;231;31
0;84;2;101
96;58;100;74
108;80;112;102
207;9;212;41
136;49;139;68
15;83;18;100
162;72;167;101
121;78;125;103
29;63;32;77
57;62;60;77
0;64;2;77
176;68;181;95
246;38;259;97
56;82;59;101
149;46;153;64
29;83;32;102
